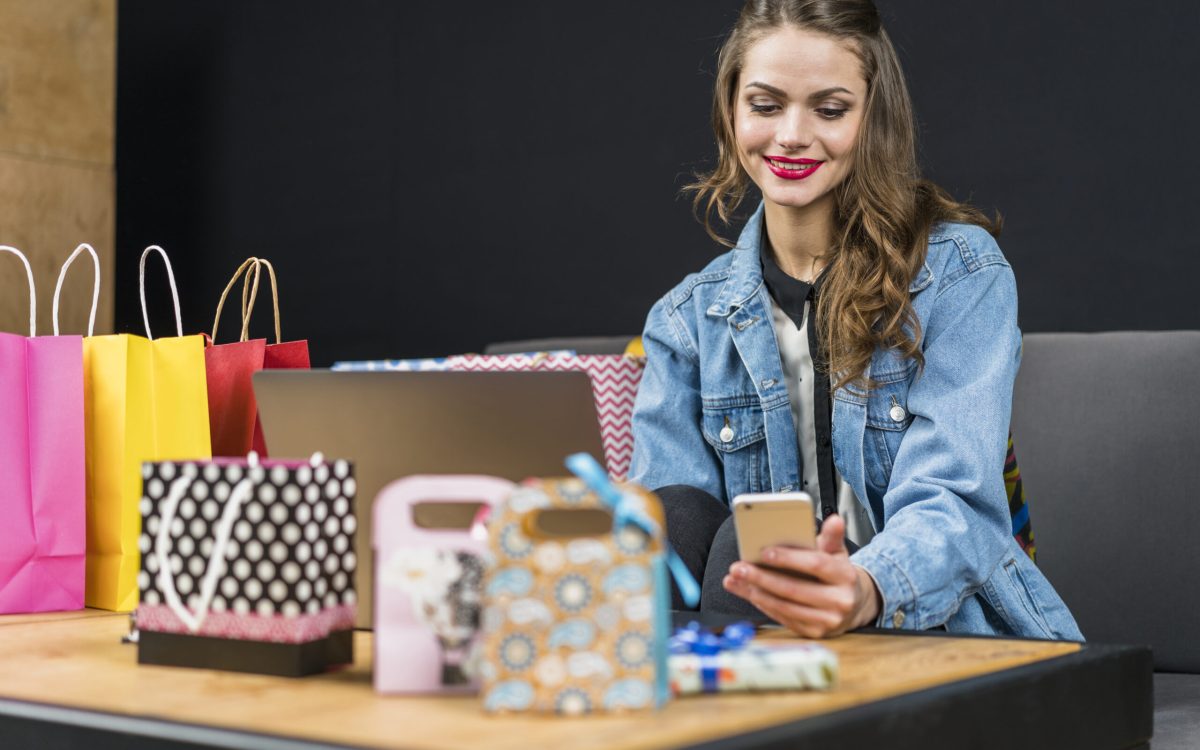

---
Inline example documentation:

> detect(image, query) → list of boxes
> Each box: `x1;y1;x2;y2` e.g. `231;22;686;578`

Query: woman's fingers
728;561;856;616
758;545;854;585
816;513;848;556
723;576;845;638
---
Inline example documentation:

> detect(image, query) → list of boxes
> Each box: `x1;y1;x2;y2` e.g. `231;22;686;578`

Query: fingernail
763;548;776;562
731;563;747;578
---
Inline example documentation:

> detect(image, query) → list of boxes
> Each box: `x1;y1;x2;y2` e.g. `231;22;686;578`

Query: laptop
253;369;607;627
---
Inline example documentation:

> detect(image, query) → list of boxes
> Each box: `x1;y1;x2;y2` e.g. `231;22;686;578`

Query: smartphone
732;492;817;566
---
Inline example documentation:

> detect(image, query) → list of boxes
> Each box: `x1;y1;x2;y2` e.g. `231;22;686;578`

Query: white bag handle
52;243;101;336
155;463;256;633
138;245;183;340
0;245;37;336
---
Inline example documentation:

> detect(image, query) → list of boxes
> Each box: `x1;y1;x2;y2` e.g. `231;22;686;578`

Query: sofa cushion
1011;332;1200;672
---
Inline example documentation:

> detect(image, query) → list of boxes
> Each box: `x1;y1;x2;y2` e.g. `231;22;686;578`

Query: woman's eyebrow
743;81;788;98
743;82;855;101
808;86;854;100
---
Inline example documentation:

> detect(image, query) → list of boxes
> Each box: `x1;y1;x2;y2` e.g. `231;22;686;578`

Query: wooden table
0;612;1151;750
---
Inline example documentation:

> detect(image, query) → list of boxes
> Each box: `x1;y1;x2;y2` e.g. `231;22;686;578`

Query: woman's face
734;25;867;215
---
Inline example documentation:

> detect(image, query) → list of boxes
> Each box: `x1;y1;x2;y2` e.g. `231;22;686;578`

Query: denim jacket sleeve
850;258;1022;631
629;294;725;499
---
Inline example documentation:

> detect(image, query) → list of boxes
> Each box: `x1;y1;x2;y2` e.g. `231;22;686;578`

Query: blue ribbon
565;453;701;608
668;620;756;693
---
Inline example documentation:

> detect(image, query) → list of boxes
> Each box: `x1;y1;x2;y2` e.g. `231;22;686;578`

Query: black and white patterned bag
136;452;357;676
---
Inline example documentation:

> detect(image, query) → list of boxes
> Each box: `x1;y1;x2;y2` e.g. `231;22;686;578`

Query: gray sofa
1011;332;1200;749
488;331;1199;746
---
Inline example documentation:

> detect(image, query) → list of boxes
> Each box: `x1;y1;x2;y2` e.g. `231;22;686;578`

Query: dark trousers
655;484;765;618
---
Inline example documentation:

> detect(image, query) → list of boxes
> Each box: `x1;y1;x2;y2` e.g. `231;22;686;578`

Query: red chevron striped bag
443;353;644;480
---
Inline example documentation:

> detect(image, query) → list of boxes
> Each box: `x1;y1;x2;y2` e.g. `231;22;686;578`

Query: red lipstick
763;156;823;180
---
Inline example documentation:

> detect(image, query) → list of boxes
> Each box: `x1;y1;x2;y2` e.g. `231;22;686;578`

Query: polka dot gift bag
135;452;357;677
479;454;699;715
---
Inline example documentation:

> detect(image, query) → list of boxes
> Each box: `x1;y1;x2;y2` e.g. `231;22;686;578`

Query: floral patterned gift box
479;475;673;715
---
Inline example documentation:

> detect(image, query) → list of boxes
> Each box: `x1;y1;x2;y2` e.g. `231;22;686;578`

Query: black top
760;246;838;520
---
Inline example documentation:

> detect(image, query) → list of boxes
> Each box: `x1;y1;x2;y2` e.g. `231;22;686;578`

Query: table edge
679;641;1154;750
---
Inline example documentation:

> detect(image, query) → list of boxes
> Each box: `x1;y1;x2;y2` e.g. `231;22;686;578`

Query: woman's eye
816;107;848;120
749;103;780;114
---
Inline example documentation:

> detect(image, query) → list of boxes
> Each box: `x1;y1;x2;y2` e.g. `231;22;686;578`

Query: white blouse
768;297;876;550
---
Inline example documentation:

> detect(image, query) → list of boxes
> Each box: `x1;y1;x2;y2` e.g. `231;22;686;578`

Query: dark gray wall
116;1;1200;364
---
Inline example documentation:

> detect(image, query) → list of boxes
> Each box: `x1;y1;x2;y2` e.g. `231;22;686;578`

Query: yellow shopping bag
58;245;211;611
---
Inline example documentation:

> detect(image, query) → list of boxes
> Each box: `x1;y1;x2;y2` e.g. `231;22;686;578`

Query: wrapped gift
479;454;698;715
136;453;357;677
373;475;513;694
668;622;838;695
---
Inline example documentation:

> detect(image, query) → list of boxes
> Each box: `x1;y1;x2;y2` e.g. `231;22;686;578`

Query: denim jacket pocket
701;397;769;498
982;556;1056;639
863;378;913;490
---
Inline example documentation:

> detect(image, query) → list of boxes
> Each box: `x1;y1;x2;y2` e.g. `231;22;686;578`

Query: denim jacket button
889;405;907;422
720;425;735;443
892;610;906;628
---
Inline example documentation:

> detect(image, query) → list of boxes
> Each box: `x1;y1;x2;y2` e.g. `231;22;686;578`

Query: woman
629;0;1081;640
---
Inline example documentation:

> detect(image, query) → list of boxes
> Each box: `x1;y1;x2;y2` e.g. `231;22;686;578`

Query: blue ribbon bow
565;453;701;608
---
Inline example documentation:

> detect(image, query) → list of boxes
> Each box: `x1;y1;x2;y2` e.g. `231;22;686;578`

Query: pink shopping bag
0;245;87;613
445;353;645;480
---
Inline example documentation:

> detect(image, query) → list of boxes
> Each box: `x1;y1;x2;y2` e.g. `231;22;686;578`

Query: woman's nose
775;110;811;152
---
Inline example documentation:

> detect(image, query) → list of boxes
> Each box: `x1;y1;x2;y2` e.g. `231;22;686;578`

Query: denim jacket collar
706;202;933;319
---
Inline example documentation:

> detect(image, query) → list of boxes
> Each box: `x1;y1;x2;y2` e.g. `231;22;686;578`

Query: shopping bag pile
1;244;317;615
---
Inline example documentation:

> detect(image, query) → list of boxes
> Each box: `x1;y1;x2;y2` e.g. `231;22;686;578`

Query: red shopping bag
444;352;644;480
204;258;309;457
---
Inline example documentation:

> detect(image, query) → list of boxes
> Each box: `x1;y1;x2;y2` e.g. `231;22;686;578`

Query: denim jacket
630;203;1082;640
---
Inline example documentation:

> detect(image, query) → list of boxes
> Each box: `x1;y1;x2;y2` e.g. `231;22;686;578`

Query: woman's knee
655;485;729;531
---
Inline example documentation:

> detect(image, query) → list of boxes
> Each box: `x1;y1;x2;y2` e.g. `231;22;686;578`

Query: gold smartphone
732;492;817;566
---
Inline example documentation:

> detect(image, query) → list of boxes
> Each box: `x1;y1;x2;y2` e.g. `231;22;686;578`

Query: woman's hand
722;514;881;638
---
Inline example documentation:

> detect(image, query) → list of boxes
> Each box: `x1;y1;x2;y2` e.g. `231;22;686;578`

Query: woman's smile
764;156;823;180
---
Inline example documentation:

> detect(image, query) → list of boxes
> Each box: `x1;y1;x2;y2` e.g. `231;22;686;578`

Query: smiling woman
629;0;1083;642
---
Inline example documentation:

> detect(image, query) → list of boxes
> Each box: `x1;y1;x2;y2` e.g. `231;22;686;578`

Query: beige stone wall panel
0;0;116;166
0;155;114;336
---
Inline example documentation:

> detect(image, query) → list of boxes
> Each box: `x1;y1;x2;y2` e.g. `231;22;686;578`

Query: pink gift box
373;475;513;694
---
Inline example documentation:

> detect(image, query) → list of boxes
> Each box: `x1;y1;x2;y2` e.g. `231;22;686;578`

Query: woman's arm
852;260;1019;630
629;295;725;499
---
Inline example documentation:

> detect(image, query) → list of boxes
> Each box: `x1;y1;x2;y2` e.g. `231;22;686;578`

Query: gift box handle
138;245;183;340
0;245;36;336
52;243;101;337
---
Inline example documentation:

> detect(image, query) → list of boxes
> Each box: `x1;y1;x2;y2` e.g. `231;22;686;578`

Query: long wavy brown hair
686;0;1000;393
